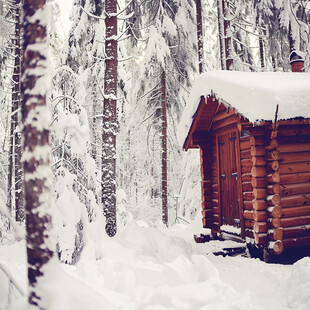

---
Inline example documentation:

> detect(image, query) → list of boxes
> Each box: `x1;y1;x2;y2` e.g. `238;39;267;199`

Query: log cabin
180;69;310;259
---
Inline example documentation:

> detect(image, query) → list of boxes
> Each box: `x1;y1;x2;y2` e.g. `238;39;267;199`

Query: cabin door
218;131;240;227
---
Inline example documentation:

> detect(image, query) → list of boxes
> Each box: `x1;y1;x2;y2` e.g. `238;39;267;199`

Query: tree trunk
21;0;54;308
13;0;24;222
7;0;24;222
161;70;168;226
102;0;118;237
195;0;204;73
217;0;232;70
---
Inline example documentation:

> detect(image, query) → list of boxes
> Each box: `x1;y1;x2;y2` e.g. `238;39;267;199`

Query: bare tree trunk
217;0;232;70
7;0;24;222
195;0;204;73
12;0;24;222
259;31;265;69
102;0;117;237
21;1;54;308
161;70;168;226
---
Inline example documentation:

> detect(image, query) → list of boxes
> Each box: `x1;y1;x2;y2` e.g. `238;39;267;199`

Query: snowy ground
0;218;310;310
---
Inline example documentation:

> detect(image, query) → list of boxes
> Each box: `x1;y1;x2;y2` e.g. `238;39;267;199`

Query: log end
271;240;284;255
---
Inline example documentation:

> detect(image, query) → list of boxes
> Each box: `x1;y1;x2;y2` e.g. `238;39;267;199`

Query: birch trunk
21;1;54;307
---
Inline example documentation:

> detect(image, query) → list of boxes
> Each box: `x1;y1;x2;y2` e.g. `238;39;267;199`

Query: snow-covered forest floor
1;217;309;310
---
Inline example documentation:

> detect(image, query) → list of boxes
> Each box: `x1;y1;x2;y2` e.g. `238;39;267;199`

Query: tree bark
102;0;118;237
195;0;204;73
21;0;54;308
161;70;168;226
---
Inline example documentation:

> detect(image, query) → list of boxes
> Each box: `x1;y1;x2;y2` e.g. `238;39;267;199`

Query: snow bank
178;71;310;146
287;257;310;310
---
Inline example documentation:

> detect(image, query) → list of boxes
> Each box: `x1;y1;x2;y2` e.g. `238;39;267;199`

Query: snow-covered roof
178;71;310;146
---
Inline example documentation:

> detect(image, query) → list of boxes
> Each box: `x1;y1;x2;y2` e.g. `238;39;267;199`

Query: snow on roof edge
177;71;310;147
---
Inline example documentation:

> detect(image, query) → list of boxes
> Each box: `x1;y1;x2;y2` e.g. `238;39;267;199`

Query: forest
0;0;310;309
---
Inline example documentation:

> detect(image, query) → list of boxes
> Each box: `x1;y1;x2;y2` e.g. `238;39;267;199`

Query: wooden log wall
240;132;254;241
267;125;310;253
249;128;268;247
211;136;220;233
200;142;213;229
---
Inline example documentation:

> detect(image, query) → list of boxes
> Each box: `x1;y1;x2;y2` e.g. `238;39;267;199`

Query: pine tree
102;0;118;236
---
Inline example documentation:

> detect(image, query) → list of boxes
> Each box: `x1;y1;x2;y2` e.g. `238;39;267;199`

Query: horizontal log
253;188;267;199
212;199;219;207
244;220;254;229
267;184;281;195
242;166;252;174
240;149;251;159
252;156;267;166
267;206;282;218
254;232;268;245
278;182;310;197
282;225;310;239
277;119;310;126
244;210;254;220
281;205;310;218
277;134;310;145
278;151;310;164
279;172;310;185
250;136;265;146
277;216;310;228
212;191;219;199
267;194;281;206
241;158;252;167
253;199;267;211
242;182;253;192
280;194;310;208
277;143;310;153
243;192;254;201
212;207;219;215
201;180;212;189
251;177;267;188
240;140;251;151
242;173;251;182
278;162;310;174
251;166;267;178
202;218;212;228
251;146;266;156
244;200;253;210
282;235;310;249
202;209;213;218
267;172;280;183
253;222;268;233
269;240;284;255
202;202;212;210
268;227;283;241
278;125;310;136
253;210;267;222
